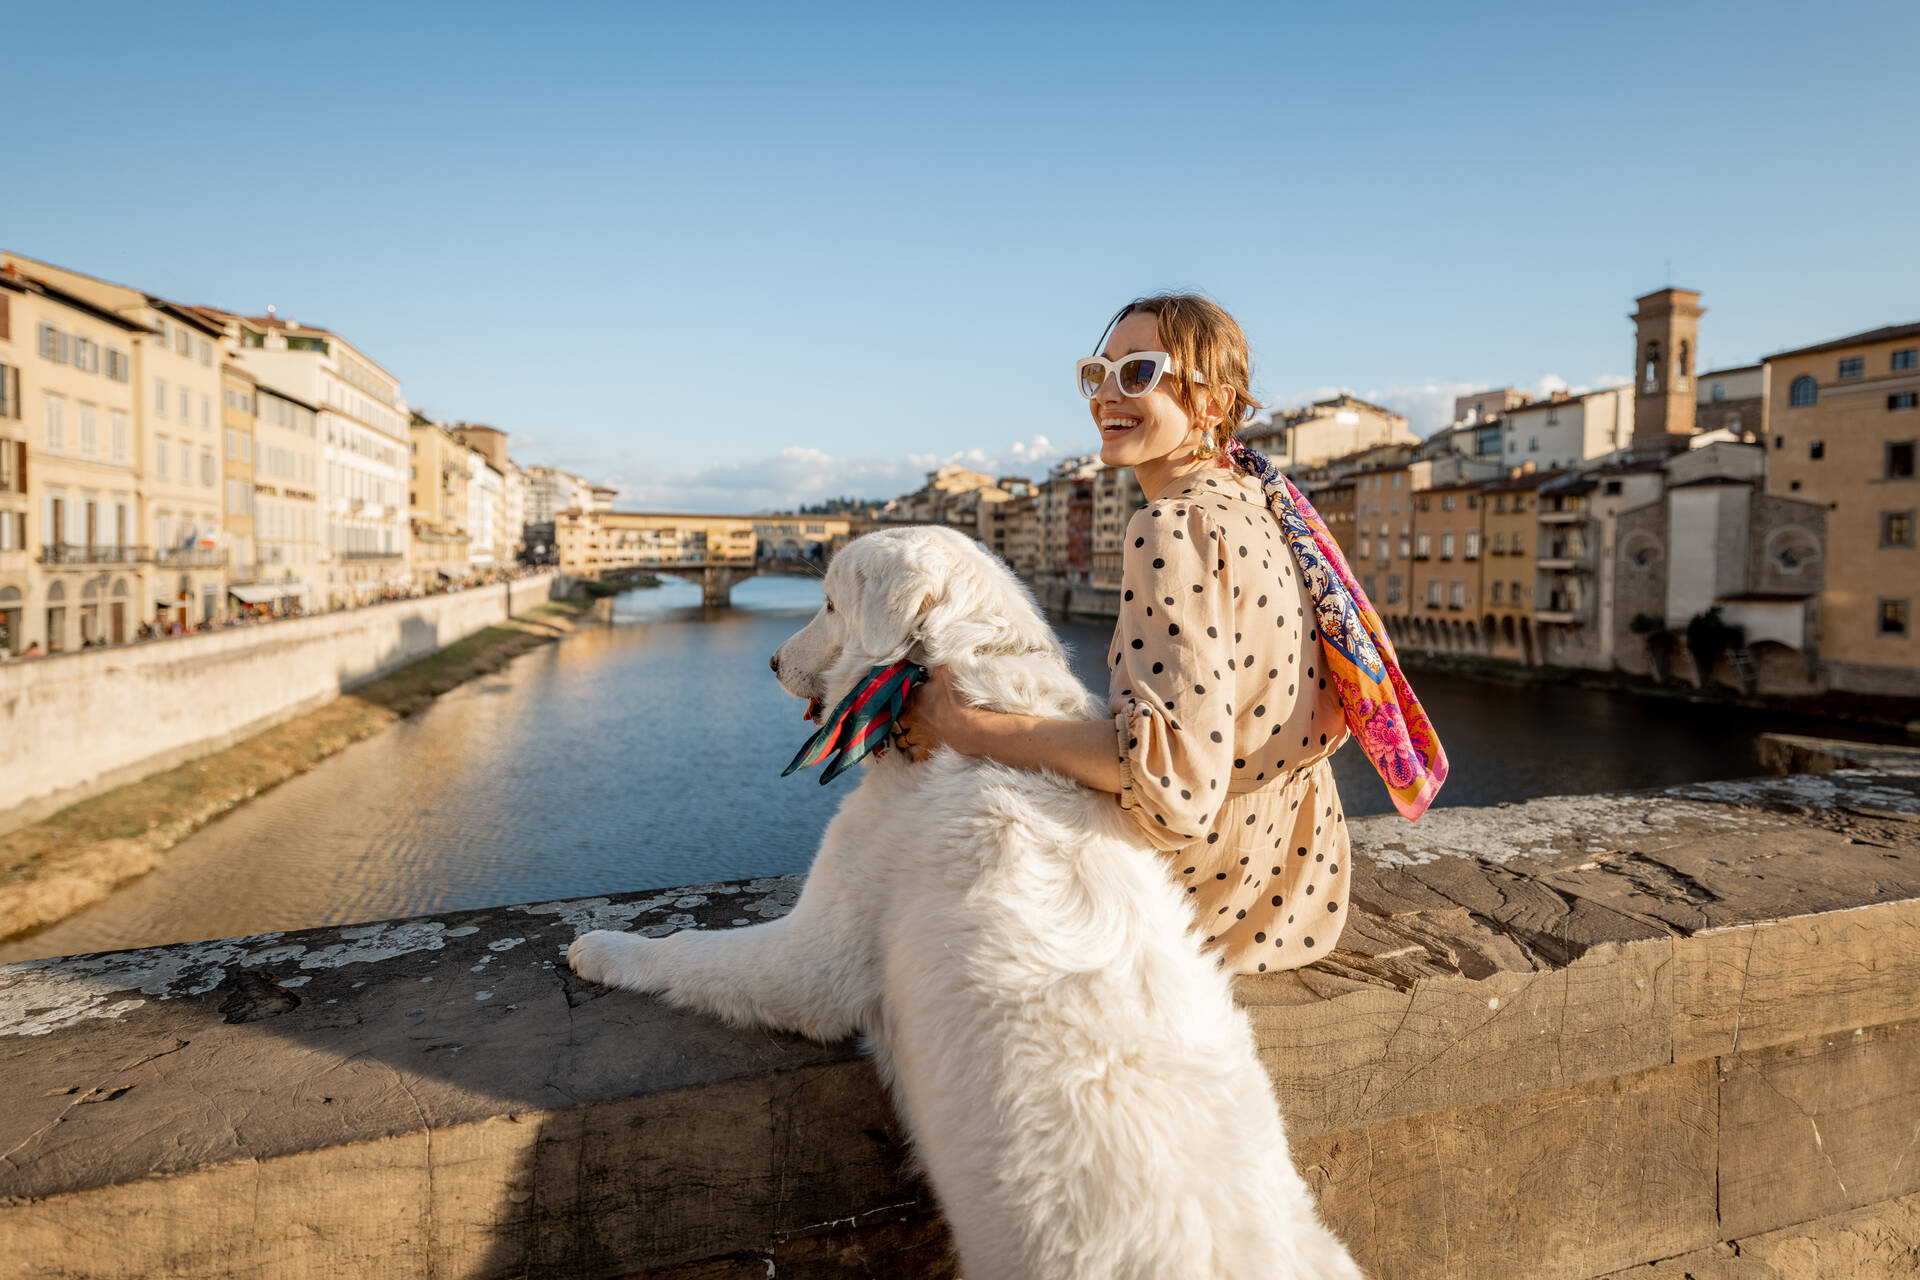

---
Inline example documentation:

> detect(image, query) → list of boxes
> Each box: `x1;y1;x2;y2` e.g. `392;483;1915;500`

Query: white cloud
596;434;1068;513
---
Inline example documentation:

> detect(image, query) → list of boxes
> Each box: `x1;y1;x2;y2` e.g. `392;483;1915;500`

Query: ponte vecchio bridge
552;510;856;606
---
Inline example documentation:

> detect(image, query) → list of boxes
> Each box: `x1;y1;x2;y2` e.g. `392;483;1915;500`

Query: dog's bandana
783;660;930;785
1225;438;1449;821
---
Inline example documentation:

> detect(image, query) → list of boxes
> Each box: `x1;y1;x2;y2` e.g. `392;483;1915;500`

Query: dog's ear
855;550;940;663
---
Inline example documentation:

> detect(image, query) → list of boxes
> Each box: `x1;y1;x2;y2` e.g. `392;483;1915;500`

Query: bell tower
1629;288;1703;449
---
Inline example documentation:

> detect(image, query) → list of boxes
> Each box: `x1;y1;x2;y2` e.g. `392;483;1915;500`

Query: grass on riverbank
0;599;591;945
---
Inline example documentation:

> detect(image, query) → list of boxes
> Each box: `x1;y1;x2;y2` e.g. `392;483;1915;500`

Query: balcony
337;549;404;562
39;543;148;567
1539;509;1588;525
1536;556;1591;572
151;546;227;568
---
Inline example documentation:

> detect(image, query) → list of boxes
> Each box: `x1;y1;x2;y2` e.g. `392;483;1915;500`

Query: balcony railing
39;543;149;566
337;549;404;561
151;547;227;568
1539;509;1588;524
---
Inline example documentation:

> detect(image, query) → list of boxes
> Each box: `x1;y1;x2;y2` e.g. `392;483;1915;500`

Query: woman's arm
898;666;1125;794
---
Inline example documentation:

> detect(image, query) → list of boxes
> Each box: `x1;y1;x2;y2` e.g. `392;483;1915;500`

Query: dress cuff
1113;700;1141;813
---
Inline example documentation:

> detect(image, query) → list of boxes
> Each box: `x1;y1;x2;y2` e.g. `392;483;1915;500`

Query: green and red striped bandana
783;660;930;785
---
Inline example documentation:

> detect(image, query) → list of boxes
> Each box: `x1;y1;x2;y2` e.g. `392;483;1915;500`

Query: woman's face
1089;310;1201;470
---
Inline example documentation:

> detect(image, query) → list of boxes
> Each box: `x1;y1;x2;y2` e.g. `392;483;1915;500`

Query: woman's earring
1192;424;1218;461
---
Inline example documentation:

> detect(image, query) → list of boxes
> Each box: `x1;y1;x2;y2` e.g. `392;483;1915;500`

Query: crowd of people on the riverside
1;564;551;663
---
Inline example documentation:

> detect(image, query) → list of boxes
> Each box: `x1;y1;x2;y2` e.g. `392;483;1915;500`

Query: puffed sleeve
1108;499;1238;850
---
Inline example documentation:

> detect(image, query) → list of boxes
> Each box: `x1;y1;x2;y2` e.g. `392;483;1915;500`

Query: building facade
1764;321;1920;693
1502;387;1634;473
407;419;472;587
246;383;323;608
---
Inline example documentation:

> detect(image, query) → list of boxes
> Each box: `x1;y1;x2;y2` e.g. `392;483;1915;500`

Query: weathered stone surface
1297;1059;1720;1280
1718;1021;1920;1241
3;744;1919;1277
1596;1190;1920;1278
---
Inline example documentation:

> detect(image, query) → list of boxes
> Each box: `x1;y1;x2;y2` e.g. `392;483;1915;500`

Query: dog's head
771;526;1061;720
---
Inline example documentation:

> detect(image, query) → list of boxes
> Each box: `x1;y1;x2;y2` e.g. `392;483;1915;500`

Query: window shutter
0;294;9;342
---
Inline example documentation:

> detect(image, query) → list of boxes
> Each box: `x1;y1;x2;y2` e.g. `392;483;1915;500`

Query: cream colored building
525;465;594;524
201;309;411;607
0;269;145;651
5;255;231;629
448;423;524;561
554;510;756;575
1765;320;1920;693
469;454;504;568
1239;394;1418;471
1502;387;1635;473
245;382;323;608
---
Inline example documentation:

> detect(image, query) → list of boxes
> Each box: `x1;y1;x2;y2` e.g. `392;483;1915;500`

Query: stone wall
1;738;1916;1278
0;574;558;834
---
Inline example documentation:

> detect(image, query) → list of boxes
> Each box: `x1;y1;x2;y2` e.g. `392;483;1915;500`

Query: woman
898;293;1445;973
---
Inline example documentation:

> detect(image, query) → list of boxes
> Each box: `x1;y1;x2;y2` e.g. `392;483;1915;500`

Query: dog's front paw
567;930;660;991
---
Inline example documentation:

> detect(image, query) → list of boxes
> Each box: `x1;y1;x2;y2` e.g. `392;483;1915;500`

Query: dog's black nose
769;653;780;673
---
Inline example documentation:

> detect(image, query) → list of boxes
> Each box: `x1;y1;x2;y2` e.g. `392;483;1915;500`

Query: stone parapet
1;737;1916;1278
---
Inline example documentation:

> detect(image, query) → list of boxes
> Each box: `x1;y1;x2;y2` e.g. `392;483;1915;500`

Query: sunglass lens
1119;356;1160;396
1077;361;1107;397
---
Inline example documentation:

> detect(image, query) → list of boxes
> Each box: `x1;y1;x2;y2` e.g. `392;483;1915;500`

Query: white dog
568;526;1362;1280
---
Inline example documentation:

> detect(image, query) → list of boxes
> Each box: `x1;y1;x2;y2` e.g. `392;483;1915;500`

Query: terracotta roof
1764;320;1920;362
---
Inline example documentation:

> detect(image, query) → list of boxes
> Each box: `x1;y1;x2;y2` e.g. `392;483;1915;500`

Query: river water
0;575;1856;961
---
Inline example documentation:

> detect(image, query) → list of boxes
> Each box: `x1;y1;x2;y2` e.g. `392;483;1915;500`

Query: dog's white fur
568;526;1362;1280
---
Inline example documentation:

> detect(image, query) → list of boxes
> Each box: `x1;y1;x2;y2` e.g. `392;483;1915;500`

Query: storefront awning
228;583;288;605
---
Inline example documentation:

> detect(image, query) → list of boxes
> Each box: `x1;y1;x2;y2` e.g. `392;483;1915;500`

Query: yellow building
0;269;145;651
5;254;230;629
554;510;757;574
1480;473;1545;662
1765;321;1920;693
407;419;472;587
219;364;256;587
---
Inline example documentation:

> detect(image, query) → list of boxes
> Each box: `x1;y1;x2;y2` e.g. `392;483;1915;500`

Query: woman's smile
1099;415;1141;438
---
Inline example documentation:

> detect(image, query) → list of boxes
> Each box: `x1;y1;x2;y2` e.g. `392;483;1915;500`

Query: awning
228;583;286;604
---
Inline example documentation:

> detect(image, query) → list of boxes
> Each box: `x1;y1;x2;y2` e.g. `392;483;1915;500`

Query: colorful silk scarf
783;660;930;785
1224;438;1448;821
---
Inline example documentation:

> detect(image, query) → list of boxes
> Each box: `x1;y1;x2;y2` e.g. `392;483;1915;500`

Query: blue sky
10;1;1917;511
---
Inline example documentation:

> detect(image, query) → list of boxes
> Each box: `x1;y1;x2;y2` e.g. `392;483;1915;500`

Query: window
1491;531;1505;553
105;347;129;381
1890;441;1917;479
201;452;215;486
225;428;236;460
110;411;127;463
1465;531;1480;559
1839;357;1864;379
1891;393;1919;412
1789;376;1818;407
1440;533;1455;559
1604;480;1622;496
1441;494;1455;512
1491;581;1504;603
72;338;99;373
197;337;212;367
1426;579;1442;607
43;395;64;452
1511;580;1523;601
201;395;211;427
1810;440;1825;460
1895;349;1918;372
1711;383;1726;402
1448;581;1465;609
1493;496;1505;514
1881;599;1910;636
1358;532;1371;559
1528;437;1539;452
0;363;17;419
155;436;169;478
38;324;67;363
174;327;190;357
1508;439;1517;453
1884;512;1916;548
77;405;96;457
1385;574;1403;605
155;378;168;417
179;443;191;480
1415;532;1431;559
178;388;189;422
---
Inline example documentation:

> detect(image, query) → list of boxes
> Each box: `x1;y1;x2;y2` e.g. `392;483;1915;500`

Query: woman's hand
894;665;978;763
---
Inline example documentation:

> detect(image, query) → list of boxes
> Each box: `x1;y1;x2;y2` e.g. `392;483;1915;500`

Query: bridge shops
552;509;853;605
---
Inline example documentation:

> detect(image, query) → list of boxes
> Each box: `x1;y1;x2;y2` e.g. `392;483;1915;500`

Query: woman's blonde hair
1098;292;1264;459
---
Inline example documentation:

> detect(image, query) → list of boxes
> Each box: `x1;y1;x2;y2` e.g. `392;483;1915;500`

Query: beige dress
1107;467;1353;975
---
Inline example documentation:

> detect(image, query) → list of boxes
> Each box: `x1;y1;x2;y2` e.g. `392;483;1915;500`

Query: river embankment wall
0;574;559;835
1;735;1916;1277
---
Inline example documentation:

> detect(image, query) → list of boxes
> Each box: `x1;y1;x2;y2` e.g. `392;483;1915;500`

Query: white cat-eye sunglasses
1074;350;1209;399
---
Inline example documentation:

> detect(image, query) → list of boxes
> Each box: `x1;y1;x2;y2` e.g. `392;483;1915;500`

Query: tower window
1789;376;1818;407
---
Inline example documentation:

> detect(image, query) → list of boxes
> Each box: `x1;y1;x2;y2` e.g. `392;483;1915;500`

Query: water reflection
0;574;1860;961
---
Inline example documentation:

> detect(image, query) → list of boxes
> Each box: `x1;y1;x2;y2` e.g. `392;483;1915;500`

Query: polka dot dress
1108;467;1352;975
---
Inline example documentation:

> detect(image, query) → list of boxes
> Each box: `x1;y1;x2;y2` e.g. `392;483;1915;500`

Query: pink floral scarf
1224;439;1448;820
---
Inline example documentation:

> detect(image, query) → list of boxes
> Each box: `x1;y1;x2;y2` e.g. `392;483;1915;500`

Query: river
0;575;1861;962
